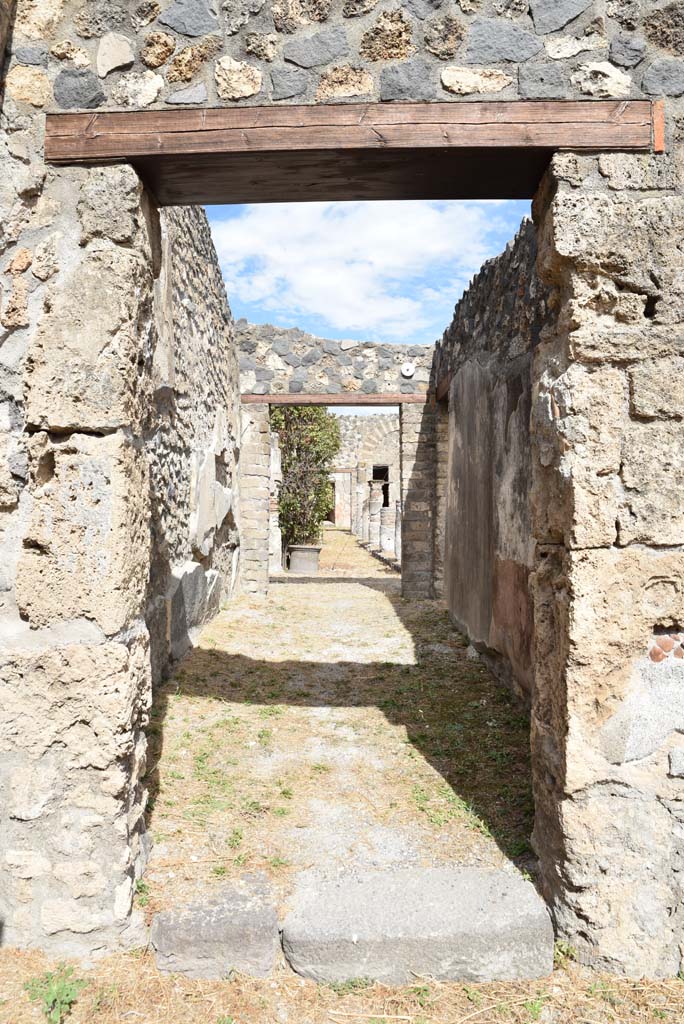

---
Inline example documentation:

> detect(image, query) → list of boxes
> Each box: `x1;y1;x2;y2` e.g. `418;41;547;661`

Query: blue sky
206;199;531;348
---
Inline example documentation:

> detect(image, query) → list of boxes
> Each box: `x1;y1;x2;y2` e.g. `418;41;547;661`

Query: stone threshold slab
281;866;554;984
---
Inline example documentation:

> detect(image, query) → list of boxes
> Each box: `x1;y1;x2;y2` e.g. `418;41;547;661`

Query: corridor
143;527;534;915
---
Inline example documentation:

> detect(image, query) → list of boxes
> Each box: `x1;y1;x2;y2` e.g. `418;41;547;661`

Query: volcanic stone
529;0;592;35
271;66;308;99
151;875;278;979
283;27;350;68
519;61;567;97
53;68;105;108
159;0;218;38
380;59;435;100
464;19;543;62
643;58;684;97
282;867;554;983
609;35;646;68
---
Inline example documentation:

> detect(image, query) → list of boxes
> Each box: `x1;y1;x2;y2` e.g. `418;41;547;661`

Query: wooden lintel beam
45;100;657;164
242;393;427;406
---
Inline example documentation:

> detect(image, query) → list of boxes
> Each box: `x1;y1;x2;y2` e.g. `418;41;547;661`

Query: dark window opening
373;465;390;508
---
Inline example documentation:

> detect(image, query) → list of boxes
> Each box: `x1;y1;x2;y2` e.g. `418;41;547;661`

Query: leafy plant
328;978;372;996
24;964;87;1023
135;878;151;906
270;406;341;548
228;828;243;848
553;939;577;969
524;995;548;1020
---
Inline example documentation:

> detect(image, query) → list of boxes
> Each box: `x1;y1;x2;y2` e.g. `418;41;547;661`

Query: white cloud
209;200;527;343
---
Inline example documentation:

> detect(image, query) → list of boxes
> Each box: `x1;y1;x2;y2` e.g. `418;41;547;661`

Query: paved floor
143;527;535;917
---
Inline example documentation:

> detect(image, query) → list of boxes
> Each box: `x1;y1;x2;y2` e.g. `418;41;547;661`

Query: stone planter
288;544;321;575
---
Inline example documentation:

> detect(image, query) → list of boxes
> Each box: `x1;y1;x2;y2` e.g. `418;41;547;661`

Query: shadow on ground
145;574;534;870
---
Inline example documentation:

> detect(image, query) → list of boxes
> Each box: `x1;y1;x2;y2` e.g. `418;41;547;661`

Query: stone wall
333;413;400;529
146;205;241;680
0;158;157;956
236;326;431;595
400;401;436;599
3;0;684;980
238;321;431;397
434;219;551;699
4;0;684;112
528;150;684;978
0;112;241;951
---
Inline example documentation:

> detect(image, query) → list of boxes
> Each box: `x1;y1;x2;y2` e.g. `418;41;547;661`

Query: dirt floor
141;525;535;917
3;528;684;1023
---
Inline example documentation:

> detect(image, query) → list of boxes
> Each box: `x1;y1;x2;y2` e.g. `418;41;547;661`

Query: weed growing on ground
24;964;87;1023
554;940;577;969
411;984;432;1007
328;978;373;996
524;994;549;1019
135;879;150;907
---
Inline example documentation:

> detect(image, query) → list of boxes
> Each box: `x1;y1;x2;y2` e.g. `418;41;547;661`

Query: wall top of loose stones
5;0;684;114
237;320;433;395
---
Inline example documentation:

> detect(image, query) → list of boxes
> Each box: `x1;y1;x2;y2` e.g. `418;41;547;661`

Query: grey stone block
303;349;322;364
529;0;592;34
361;379;380;392
273;338;291;356
283;27;350;68
53;69;105;109
167;561;221;660
289;380;304;393
158;0;218;37
271;67;308;100
610;35;647;69
404;0;442;19
464;19;543;63
165;83;209;104
643;58;684;97
519;62;567;98
669;748;684;778
380;59;435;101
15;44;48;66
283;351;303;366
323;339;341;355
151;875;279;979
281;867;554;983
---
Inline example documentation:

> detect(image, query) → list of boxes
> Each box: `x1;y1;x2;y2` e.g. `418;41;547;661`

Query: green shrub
270;406;340;547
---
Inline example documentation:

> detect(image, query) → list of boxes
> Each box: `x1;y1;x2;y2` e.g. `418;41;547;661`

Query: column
380;505;395;554
368;480;383;550
239;404;270;594
399;402;436;599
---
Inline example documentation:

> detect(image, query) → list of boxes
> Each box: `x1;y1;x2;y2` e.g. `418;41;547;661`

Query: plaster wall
434;219;550;699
